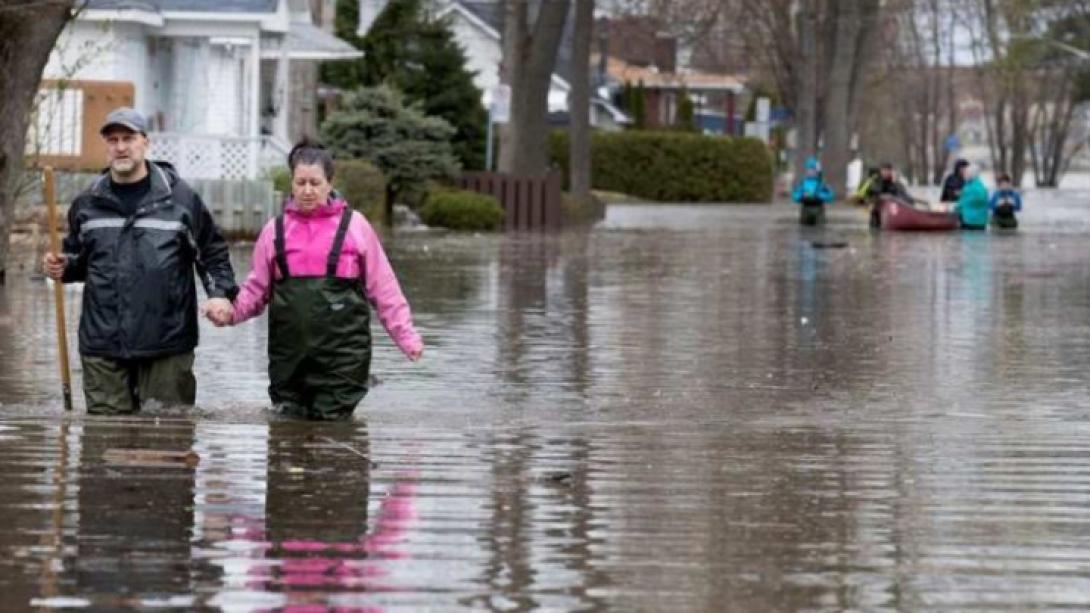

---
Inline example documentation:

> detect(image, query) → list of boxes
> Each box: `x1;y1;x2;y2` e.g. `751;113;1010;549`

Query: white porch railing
148;132;291;180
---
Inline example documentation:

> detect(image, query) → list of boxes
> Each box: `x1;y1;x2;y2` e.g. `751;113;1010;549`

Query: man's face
103;128;148;177
881;167;893;180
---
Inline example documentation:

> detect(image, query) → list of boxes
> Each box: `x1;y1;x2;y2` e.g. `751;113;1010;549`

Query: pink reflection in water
241;472;419;606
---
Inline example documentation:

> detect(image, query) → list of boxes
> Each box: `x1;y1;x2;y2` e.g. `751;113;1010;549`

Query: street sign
756;97;770;123
490;84;511;124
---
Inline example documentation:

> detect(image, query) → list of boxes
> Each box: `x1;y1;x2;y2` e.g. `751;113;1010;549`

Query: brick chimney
654;35;676;73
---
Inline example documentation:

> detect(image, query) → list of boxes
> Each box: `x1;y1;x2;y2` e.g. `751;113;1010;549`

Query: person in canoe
954;163;989;230
850;166;881;206
940;158;970;203
866;162;916;227
792;155;835;226
989;173;1022;229
208;139;424;420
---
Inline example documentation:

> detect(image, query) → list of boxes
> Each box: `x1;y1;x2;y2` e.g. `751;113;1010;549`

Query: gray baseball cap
100;107;148;135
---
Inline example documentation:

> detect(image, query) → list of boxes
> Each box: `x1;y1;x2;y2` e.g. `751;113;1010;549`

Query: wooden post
44;167;73;411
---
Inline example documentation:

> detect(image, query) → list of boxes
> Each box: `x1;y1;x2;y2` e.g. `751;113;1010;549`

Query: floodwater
2;195;1090;611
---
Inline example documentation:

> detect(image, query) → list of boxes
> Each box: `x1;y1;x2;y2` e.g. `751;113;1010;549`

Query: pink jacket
232;198;423;358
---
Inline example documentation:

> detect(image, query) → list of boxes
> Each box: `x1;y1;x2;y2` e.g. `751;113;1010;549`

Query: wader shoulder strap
274;214;290;279
326;208;354;278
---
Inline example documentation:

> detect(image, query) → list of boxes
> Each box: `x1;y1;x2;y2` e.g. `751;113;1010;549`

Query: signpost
486;84;511;171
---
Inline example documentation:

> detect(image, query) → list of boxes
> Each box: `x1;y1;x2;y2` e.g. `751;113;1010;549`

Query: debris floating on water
102;448;200;468
811;240;849;249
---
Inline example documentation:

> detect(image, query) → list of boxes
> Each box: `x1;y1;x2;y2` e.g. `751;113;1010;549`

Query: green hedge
420;188;504;231
266;159;387;223
550;130;773;203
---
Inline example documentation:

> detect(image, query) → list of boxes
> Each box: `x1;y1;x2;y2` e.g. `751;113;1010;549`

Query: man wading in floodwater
42;107;238;414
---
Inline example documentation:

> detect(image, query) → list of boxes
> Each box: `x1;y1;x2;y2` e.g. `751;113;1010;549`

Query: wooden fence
28;170;278;239
457;171;563;231
190;178;280;239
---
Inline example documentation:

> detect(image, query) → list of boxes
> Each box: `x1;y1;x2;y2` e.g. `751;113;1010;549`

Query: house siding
445;13;500;105
444;8;569;113
44;22;151;115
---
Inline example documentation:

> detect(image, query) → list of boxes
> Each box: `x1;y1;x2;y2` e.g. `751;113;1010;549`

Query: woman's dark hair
288;137;335;181
997;172;1011;183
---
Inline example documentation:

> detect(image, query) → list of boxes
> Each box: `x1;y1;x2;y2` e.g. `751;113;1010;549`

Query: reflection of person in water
258;421;417;597
74;420;198;598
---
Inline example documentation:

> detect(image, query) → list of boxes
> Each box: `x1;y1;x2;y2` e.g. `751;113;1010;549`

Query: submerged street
1;196;1089;610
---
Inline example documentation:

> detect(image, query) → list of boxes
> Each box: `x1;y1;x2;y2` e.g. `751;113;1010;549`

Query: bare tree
739;0;880;192
794;0;819;181
963;0;1037;184
0;0;75;283
569;0;594;201
1027;4;1090;186
1028;67;1083;185
881;0;962;185
498;0;572;176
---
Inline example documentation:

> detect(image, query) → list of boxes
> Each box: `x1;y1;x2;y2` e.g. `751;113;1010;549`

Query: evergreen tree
322;0;364;90
356;0;488;169
634;80;647;129
675;87;695;132
321;85;460;222
620;80;633;112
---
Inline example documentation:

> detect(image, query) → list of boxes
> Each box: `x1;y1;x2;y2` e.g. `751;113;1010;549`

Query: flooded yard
2;196;1090;610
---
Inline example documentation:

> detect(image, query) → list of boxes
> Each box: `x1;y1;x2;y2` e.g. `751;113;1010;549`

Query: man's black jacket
62;161;238;359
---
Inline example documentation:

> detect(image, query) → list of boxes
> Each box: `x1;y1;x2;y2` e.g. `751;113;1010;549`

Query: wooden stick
44;167;73;411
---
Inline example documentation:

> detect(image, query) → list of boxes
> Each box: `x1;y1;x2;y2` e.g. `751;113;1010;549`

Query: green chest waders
268;210;372;420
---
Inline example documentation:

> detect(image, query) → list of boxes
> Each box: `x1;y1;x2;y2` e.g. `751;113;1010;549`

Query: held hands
200;297;235;327
42;252;66;281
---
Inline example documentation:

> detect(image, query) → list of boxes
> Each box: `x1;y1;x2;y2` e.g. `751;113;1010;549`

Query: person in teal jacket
792;156;835;226
954;164;989;230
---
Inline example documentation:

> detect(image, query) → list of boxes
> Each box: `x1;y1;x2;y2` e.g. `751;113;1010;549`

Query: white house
40;0;361;179
357;0;629;129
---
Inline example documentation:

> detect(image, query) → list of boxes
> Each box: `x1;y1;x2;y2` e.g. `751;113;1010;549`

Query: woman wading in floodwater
207;140;423;420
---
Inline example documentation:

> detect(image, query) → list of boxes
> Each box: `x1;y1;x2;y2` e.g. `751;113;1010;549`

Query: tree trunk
819;0;879;196
569;0;593;201
384;184;396;226
821;0;862;198
498;0;571;177
0;0;74;282
1010;78;1029;185
793;0;818;181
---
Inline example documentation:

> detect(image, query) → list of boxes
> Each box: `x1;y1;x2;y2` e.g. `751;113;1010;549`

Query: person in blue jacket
792;156;835;226
989;172;1022;229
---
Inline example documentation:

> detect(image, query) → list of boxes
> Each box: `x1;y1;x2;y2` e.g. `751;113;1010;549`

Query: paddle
44;167;73;411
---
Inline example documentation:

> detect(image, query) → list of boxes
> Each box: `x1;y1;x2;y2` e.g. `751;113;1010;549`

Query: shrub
550;130;773;203
561;191;606;227
420;188;504;231
265;159;387;224
333;159;386;224
266;166;291;197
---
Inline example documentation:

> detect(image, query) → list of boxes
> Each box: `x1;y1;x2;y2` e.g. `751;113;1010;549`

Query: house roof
262;20;363;60
599;54;745;93
84;0;278;12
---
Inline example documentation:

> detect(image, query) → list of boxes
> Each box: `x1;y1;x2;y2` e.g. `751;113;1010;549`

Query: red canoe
878;196;959;231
